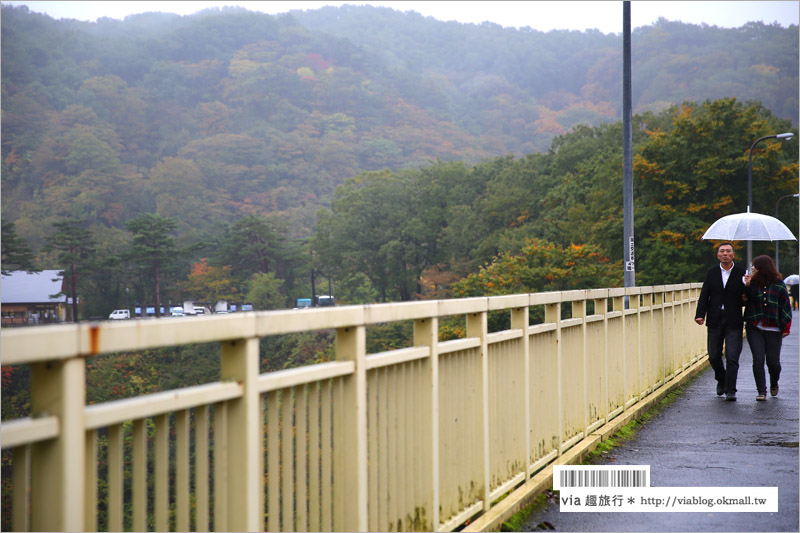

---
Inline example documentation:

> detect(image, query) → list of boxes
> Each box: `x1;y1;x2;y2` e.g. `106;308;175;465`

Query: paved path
523;310;799;532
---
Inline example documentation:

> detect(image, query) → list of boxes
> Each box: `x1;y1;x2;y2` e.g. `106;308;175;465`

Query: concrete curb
463;357;709;532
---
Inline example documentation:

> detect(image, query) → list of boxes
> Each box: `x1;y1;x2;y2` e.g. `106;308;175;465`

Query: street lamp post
746;132;794;270
774;193;799;272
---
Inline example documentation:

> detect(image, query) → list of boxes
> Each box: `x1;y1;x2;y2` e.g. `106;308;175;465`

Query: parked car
316;295;335;307
108;309;131;320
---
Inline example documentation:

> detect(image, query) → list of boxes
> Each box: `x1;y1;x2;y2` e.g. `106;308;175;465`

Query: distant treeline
4;97;797;318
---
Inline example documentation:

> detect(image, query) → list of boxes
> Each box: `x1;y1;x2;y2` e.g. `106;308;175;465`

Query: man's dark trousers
707;315;742;394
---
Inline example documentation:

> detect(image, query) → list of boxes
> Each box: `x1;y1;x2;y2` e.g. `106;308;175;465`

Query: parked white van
108;309;131;320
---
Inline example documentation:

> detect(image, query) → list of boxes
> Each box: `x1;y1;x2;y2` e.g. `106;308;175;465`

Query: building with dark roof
1;270;68;326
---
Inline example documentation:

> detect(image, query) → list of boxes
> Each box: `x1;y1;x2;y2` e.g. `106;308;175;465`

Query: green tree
334;272;379;304
44;219;95;322
245;272;285;310
216;215;284;279
315;167;459;302
1;217;38;274
125;213;178;317
213;215;308;299
74;225;134;319
464;154;548;266
64;128;121;175
634;98;798;284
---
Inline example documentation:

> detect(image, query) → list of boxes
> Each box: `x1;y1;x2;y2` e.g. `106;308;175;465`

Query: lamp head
776;132;794;139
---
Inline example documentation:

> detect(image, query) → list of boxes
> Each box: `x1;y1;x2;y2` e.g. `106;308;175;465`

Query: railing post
154;414;169;531
132;419;147;532
213;402;228;530
510;306;531;480
544;302;562;454
689;285;698;358
664;289;675;380
687;285;693;354
572;297;588;435
30;358;85;532
414;316;440;531
594;295;609;427
335;325;368;531
220;337;261;532
612;294;627;411
680;286;688;367
628;290;641;401
466;310;491;511
670;288;679;371
656;289;666;385
693;285;704;358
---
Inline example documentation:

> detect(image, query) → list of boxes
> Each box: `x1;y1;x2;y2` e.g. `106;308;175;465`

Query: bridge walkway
521;309;799;532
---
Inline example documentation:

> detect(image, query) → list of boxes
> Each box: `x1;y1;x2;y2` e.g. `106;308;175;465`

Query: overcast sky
4;1;799;33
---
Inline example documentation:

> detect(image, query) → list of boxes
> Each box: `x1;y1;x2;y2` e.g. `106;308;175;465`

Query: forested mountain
293;5;799;127
1;4;798;316
2;4;797;245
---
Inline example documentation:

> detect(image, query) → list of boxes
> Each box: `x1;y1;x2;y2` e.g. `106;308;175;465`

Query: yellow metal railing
1;284;705;532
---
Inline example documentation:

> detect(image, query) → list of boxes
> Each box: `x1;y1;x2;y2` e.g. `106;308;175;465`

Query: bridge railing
1;283;704;532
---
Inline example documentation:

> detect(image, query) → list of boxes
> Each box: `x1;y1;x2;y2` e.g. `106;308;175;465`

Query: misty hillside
292;5;798;118
1;3;797;246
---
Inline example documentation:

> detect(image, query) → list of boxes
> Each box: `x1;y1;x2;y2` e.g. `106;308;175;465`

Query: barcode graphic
555;467;649;488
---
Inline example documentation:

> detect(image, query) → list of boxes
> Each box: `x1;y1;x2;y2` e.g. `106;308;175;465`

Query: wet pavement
522;310;799;532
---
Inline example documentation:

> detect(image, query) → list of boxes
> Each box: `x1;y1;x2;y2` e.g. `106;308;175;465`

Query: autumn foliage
453;239;622;297
184;258;239;304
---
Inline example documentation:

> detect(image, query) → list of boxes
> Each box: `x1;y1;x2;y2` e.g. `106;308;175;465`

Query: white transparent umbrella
701;209;797;242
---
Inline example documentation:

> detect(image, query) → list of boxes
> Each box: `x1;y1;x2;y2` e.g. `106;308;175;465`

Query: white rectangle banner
558;486;778;512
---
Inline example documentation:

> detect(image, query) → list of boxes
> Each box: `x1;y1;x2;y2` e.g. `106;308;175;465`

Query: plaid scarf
744;281;792;334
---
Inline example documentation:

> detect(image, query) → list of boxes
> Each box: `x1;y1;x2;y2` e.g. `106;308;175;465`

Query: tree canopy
1;217;38;274
125;213;179;316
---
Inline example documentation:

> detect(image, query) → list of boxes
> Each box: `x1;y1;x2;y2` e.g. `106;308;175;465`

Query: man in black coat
695;242;747;401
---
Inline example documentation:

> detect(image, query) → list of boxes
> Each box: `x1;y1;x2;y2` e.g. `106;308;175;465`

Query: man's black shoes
725;393;736;402
716;382;724;396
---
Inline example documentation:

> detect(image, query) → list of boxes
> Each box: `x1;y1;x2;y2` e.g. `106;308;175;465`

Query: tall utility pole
622;1;635;288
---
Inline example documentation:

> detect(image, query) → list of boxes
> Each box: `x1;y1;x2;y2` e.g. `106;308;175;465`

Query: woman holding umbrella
743;255;793;401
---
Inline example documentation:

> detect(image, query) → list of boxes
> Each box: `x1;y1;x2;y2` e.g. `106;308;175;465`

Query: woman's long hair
751;255;782;287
